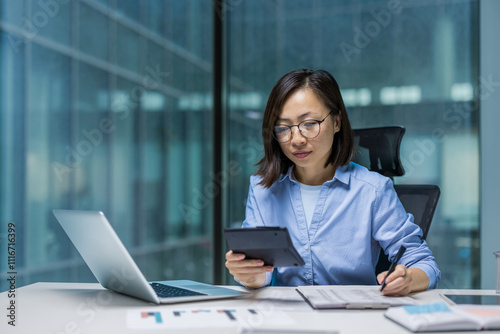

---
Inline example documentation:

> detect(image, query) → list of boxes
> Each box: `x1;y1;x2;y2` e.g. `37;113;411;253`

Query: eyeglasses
273;111;333;143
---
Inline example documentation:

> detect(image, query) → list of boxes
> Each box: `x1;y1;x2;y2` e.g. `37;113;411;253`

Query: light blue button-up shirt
241;162;441;289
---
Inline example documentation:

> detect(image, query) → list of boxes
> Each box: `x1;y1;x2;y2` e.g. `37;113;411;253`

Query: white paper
126;307;296;330
248;287;313;311
297;285;418;309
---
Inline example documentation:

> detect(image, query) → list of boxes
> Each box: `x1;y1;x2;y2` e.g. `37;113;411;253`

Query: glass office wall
225;0;480;288
0;0;213;289
0;0;481;291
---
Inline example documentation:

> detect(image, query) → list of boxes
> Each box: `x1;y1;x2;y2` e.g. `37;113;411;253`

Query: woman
225;69;440;296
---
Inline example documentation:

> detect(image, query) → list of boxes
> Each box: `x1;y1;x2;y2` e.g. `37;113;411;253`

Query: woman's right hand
225;250;274;288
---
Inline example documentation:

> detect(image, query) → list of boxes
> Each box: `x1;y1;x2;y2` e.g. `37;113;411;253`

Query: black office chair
394;185;440;240
353;126;405;179
352;126;440;275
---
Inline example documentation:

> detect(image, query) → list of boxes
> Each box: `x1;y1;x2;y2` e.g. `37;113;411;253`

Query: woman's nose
290;126;306;145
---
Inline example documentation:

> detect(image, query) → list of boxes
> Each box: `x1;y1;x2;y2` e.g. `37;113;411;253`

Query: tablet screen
444;294;500;305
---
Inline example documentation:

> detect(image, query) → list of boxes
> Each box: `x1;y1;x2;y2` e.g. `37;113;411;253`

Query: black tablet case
224;227;305;267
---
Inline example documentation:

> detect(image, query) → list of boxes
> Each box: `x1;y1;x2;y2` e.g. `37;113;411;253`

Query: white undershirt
297;182;322;228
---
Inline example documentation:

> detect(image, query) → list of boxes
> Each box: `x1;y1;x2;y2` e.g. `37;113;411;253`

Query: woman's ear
334;114;341;133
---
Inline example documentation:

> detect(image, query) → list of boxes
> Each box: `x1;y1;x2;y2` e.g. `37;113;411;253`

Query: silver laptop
53;209;248;304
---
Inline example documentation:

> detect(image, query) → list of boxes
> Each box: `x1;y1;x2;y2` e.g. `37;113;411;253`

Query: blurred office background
0;0;488;290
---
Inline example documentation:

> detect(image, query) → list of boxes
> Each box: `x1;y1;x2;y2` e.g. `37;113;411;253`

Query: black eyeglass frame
272;110;334;143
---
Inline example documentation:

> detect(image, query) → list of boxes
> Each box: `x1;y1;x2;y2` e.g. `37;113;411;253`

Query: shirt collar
330;164;351;185
278;167;294;183
279;163;352;185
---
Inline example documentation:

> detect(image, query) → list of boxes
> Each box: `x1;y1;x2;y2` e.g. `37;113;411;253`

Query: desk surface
1;282;498;334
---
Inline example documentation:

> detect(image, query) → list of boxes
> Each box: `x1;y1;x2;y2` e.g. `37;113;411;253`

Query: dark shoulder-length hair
255;69;355;188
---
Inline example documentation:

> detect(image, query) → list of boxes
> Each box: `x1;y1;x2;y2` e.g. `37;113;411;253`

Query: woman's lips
293;151;311;159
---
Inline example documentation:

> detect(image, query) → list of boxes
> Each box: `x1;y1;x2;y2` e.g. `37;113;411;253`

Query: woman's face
276;88;340;178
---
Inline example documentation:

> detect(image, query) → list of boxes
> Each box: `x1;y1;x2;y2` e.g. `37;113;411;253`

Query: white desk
1;283;498;334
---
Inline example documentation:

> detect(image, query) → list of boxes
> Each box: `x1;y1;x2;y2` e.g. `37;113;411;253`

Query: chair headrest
353;126;405;178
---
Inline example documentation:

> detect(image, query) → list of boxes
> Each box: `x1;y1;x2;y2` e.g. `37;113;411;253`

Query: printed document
296;285;418;309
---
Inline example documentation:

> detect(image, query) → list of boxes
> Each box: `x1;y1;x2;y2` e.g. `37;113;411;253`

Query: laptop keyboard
150;282;207;298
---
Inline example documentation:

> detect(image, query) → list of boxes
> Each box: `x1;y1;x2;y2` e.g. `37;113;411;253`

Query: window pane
110;77;139;249
115;0;141;23
0;30;27;279
28;0;71;46
226;0;479;288
0;1;24;28
0;1;213;290
74;62;110;210
116;24;140;73
0;0;481;292
27;44;71;270
145;0;165;35
79;3;109;61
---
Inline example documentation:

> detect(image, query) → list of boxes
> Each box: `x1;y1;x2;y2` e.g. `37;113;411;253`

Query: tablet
224;227;305;267
443;294;500;305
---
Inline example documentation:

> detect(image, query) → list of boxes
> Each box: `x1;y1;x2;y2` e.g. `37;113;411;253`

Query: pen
380;245;406;292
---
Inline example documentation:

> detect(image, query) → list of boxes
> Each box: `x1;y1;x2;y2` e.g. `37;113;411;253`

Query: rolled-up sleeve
371;178;441;289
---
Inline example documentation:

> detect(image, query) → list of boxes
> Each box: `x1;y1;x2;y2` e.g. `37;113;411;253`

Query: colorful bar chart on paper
127;307;295;330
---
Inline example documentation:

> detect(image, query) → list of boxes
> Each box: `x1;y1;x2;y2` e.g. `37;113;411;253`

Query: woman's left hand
376;265;429;296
